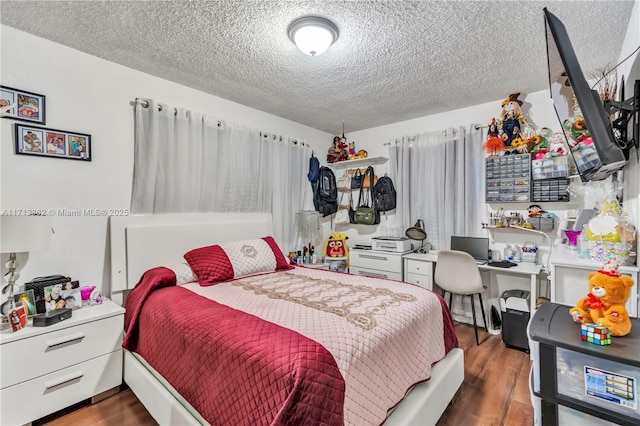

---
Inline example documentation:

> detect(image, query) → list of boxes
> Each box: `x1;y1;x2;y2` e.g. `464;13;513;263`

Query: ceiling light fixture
288;16;338;56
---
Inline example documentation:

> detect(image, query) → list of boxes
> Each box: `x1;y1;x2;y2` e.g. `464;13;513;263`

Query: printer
371;236;413;253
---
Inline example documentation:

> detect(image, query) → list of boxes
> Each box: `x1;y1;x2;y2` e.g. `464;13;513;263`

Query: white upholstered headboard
109;213;273;294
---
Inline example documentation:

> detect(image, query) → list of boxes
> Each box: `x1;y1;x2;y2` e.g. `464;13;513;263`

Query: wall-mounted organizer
531;156;569;180
485;153;531;203
532;178;570;202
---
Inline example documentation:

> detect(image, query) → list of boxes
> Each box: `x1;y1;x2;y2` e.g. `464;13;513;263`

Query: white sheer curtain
388;126;485;250
130;99;311;251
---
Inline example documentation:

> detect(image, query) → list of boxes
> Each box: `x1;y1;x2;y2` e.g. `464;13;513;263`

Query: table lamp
405;219;430;253
1;215;52;329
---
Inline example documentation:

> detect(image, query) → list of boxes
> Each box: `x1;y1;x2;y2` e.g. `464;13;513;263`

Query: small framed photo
8;304;27;332
0;85;46;124
15;124;91;161
13;289;37;317
44;281;81;311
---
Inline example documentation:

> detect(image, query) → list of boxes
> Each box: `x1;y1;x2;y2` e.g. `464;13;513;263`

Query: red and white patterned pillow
184;236;293;286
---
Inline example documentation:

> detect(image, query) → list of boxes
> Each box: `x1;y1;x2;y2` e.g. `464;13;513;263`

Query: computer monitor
450;236;490;262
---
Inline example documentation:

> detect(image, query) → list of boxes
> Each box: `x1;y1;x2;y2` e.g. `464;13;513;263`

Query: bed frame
109;213;464;425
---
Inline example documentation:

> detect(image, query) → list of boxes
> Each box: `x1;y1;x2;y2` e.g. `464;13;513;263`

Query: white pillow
165;262;197;285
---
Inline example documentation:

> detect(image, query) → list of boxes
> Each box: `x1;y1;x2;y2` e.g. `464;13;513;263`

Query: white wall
0;25;332;295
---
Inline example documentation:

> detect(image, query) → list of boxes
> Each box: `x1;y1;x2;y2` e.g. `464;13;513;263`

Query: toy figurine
336;140;349;162
327;136;341;163
483;118;504;156
498;93;528;148
348;141;356;158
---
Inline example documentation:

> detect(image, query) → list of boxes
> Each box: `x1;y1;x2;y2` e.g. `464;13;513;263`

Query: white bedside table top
1;300;125;344
403;251;438;262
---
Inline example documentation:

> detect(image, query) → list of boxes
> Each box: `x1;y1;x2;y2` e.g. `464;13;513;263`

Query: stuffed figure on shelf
569;257;634;337
498;93;528;148
483;118;504;156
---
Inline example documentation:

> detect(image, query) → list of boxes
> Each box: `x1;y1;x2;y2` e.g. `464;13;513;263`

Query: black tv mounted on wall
544;8;639;182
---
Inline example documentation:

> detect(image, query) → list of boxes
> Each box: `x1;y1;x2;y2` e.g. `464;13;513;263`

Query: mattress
123;265;458;425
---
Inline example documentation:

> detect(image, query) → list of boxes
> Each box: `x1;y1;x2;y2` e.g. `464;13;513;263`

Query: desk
403;251;542;334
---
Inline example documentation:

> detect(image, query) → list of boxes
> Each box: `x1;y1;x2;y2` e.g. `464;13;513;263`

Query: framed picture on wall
0;85;46;125
14;123;91;161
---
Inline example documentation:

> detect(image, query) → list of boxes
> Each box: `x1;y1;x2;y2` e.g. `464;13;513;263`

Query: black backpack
313;166;338;217
374;176;397;212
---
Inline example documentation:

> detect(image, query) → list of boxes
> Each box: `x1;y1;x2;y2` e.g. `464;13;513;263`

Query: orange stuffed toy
569;257;634;337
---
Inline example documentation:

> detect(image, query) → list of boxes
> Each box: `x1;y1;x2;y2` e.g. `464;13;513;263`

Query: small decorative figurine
483;118;504;156
498;93;528;148
327;136;341;163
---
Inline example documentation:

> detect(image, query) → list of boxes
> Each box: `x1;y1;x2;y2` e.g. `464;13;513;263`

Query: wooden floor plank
38;322;533;426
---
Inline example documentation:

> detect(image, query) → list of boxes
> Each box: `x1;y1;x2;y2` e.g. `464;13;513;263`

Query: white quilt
182;266;448;425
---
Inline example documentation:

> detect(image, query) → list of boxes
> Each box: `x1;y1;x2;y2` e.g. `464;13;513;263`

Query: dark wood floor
39;322;532;426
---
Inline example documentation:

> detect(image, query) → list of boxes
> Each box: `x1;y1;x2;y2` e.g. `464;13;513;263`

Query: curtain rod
129;99;221;127
130;99;307;147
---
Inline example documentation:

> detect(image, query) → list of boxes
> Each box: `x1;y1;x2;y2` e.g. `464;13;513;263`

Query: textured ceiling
0;1;635;134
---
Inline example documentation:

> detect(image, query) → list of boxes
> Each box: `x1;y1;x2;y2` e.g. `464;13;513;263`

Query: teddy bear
569;257;634;336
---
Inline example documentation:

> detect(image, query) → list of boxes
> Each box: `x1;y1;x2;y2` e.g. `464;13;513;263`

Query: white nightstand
403;251;438;290
0;300;125;425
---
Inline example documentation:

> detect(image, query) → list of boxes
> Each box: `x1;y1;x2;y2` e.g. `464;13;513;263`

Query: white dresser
402;251;438;290
350;248;410;281
0;300;125;425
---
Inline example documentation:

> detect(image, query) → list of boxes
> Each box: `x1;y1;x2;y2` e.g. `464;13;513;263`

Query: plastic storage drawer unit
529;303;640;425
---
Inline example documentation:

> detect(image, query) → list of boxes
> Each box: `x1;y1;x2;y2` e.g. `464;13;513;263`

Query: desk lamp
1;215;52;329
405;220;429;253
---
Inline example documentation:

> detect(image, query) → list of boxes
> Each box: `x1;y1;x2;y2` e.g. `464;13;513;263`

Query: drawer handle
359;254;388;261
46;332;86;348
45;370;84;390
357;270;388;279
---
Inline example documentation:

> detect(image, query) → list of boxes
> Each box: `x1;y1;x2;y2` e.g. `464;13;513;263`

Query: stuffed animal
546;131;567;157
569;257;634;336
323;232;349;259
336;141;349;162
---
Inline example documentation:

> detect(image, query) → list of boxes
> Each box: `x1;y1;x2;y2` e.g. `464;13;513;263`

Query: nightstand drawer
405;272;432;290
405;260;432;276
350;251;403;274
0;350;122;426
0;314;123;388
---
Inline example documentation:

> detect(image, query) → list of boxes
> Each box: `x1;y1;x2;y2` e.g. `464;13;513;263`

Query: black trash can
500;290;530;352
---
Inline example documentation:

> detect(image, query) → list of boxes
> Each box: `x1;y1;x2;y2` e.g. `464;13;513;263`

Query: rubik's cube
581;323;611;346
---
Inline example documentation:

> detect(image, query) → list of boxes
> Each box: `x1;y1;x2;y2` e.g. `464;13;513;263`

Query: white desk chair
435;250;488;345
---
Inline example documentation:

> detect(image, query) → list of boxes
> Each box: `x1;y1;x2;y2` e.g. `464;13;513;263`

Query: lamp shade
0;216;52;253
405;219;427;241
288;16;338;56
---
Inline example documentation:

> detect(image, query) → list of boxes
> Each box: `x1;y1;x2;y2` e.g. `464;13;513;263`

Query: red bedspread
124;266;458;425
123;267;345;425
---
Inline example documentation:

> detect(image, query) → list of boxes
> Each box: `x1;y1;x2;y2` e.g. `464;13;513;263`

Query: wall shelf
484;225;555;235
328;156;388;169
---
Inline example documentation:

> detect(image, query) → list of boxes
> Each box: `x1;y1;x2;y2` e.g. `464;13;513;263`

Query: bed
110;213;464;425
